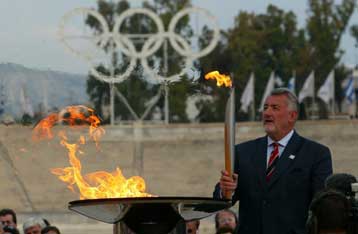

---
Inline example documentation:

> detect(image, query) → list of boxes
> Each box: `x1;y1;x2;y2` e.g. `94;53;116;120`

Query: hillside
0;63;89;118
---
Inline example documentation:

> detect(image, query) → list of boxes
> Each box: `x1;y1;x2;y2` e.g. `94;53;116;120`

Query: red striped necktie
266;142;279;181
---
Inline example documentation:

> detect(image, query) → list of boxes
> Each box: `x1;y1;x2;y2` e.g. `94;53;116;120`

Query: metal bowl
69;197;230;234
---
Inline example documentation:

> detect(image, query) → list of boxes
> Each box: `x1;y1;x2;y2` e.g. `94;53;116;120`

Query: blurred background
0;1;358;234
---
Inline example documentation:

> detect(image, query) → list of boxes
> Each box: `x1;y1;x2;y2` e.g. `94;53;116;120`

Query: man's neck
268;129;294;142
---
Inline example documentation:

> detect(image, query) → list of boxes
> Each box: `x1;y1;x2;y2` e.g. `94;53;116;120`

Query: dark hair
3;225;20;234
0;209;17;224
41;226;61;234
42;218;50;226
307;189;351;234
214;209;238;229
325;173;357;197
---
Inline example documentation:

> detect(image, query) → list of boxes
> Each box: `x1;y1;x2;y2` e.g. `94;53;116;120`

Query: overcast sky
0;0;357;74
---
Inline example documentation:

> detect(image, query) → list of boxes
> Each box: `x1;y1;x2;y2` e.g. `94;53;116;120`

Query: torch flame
32;105;153;199
204;71;232;87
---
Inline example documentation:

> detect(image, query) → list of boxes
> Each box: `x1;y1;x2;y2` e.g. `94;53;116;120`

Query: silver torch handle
224;86;236;199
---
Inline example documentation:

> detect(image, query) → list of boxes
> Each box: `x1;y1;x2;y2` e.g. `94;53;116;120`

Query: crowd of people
0;209;60;234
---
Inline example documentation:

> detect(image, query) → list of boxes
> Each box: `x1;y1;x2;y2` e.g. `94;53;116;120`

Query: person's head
3;225;20;234
0;209;17;228
306;189;351;234
325;173;357;197
23;217;47;234
262;88;298;141
215;209;238;234
185;220;200;234
41;226;60;234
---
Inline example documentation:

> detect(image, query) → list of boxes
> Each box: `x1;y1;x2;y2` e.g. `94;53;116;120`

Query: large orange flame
204;71;232;87
32;105;153;199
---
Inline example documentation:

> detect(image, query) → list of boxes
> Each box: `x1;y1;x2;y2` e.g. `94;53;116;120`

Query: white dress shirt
266;130;294;167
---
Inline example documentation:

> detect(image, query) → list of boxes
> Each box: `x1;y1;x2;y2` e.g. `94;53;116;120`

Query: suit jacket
213;131;332;234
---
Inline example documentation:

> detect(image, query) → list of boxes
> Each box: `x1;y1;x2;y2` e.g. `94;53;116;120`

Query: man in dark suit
214;88;333;234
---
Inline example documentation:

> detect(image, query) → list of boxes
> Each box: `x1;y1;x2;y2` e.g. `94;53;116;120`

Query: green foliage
198;5;307;121
306;0;355;89
198;1;355;121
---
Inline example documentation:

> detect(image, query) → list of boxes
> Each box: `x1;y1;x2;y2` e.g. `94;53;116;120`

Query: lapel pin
289;155;295;160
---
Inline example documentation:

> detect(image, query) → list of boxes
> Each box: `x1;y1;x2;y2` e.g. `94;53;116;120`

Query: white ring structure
58;8;110;61
59;7;219;84
168;7;220;59
113;8;165;59
140;33;193;83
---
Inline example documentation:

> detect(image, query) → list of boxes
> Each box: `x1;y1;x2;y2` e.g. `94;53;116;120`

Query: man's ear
289;110;298;122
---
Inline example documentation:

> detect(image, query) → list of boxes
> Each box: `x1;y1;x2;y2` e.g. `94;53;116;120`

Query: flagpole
251;73;255;121
332;70;335;117
293;70;296;94
312;71;316;119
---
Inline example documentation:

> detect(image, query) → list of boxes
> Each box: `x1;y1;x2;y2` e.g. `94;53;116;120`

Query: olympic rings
113;8;165;59
58;8;110;61
168;7;220;59
59;7;219;84
141;33;194;83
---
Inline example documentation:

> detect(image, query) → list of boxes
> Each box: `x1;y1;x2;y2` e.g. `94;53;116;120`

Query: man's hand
219;170;238;199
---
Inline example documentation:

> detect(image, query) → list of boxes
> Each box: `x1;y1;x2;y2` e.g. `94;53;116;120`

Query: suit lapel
267;131;303;189
251;137;268;188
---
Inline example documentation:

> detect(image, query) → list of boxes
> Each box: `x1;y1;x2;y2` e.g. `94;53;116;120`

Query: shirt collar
267;129;294;147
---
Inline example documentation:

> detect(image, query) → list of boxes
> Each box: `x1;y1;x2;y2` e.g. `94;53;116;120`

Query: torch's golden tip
204;71;232;88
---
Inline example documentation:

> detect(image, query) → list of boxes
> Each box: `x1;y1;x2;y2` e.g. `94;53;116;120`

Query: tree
198;5;307;121
306;0;355;92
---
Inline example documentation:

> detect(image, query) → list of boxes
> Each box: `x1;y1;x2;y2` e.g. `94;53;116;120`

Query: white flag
287;77;296;95
259;72;275;111
19;85;34;117
298;71;315;103
317;70;334;105
240;73;254;113
275;76;284;87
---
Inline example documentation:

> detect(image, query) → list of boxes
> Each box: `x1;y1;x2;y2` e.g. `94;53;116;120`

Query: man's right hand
219;170;238;199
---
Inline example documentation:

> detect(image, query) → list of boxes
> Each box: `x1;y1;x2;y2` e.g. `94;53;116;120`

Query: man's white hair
22;217;46;233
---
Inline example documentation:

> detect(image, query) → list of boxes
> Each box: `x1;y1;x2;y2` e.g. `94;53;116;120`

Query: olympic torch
224;84;236;199
205;71;236;200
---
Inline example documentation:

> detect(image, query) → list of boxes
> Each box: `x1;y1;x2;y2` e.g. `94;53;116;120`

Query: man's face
0;215;16;228
262;94;297;141
217;211;236;231
186;221;199;234
24;225;42;234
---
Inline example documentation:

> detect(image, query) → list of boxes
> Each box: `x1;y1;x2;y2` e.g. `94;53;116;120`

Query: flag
275;76;284;87
19;85;34;117
298;71;315;103
317;70;334;105
240;73;254;113
259;72;275;111
287;77;295;94
344;77;355;104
